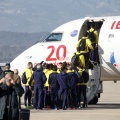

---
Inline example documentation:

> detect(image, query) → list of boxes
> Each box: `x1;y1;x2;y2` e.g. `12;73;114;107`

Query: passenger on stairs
87;23;98;62
76;32;93;68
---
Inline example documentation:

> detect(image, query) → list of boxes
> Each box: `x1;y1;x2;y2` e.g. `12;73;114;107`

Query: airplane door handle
39;44;44;46
25;56;32;59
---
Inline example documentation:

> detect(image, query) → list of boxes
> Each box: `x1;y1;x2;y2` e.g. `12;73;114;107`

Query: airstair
87;63;101;103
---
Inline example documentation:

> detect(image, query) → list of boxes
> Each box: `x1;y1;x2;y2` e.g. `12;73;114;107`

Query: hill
0;31;49;62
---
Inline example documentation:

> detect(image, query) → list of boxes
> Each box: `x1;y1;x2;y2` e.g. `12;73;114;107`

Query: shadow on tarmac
29;103;120;113
87;103;120;110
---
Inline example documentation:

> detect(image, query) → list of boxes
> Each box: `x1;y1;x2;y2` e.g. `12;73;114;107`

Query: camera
5;78;11;82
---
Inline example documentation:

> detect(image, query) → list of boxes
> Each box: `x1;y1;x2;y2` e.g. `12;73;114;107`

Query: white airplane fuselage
11;16;120;81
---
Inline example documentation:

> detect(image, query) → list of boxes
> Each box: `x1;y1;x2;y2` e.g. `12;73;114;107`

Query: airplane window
108;34;114;39
45;33;62;42
108;34;114;42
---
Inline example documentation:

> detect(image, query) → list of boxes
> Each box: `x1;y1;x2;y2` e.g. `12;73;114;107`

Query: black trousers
76;85;87;106
2;108;8;120
58;88;68;109
43;87;48;106
68;88;77;108
24;86;32;106
1;108;18;120
50;88;59;108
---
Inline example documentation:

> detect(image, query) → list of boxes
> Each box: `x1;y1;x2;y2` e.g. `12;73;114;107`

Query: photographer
0;73;24;120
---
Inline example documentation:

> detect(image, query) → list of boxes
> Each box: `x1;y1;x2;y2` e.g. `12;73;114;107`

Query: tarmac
29;81;120;120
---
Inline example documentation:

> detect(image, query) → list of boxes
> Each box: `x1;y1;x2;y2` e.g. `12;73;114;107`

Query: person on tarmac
1;63;14;79
77;66;89;108
48;65;59;109
0;66;3;79
57;62;62;73
67;65;79;109
0;73;24;120
57;66;69;110
76;32;93;67
29;64;46;110
24;62;33;109
13;69;22;109
75;66;83;107
43;64;53;107
13;69;21;85
87;23;98;62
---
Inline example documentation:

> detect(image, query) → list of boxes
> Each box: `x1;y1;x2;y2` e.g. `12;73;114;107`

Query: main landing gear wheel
88;96;98;104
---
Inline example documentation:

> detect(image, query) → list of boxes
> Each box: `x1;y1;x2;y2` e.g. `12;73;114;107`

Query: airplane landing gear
88;95;98;104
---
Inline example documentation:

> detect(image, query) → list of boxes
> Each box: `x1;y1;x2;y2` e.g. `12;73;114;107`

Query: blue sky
0;0;120;32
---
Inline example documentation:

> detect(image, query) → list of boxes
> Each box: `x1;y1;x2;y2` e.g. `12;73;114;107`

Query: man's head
45;64;50;69
5;73;14;86
27;62;33;69
62;62;67;68
67;65;72;71
42;62;46;69
57;62;62;69
61;66;67;72
36;63;42;70
14;69;19;74
52;65;57;71
5;63;11;70
49;63;53;70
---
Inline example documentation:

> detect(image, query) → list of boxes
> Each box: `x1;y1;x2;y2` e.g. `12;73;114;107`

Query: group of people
75;23;99;69
24;61;89;110
0;22;99;119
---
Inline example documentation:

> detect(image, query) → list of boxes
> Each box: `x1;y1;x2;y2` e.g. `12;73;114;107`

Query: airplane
11;16;120;104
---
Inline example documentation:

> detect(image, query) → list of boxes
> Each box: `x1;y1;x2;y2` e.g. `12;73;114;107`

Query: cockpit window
45;33;62;42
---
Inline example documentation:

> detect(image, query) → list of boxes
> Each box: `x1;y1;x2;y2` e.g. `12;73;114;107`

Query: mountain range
0;31;49;62
0;0;120;33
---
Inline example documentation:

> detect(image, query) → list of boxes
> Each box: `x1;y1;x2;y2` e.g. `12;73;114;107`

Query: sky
0;0;120;33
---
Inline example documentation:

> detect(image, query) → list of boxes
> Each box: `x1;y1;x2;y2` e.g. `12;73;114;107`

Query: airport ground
29;81;120;120
1;65;120;120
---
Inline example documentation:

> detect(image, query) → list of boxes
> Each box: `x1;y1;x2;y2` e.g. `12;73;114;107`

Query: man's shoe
63;108;66;110
54;108;59;110
24;106;27;109
28;106;33;109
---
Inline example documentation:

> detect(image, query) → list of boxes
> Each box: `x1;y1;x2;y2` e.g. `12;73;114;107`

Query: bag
18;96;30;120
79;71;89;83
19;109;30;120
79;38;86;51
22;72;27;84
71;53;82;66
88;30;95;42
